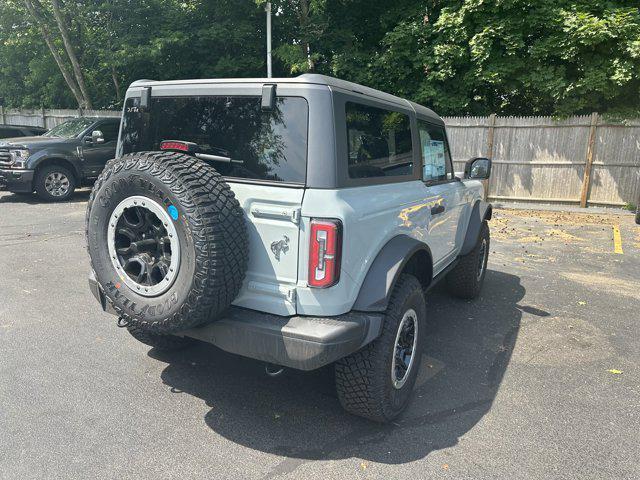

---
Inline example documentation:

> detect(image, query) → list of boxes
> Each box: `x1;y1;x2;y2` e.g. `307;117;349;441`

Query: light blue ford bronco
86;74;492;422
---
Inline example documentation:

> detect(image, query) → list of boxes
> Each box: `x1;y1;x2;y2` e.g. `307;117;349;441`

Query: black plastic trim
0;168;35;192
460;201;492;255
352;235;433;312
426;258;459;292
179;307;383;371
88;271;383;371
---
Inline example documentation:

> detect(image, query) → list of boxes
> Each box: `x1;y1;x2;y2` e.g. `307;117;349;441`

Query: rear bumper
88;271;383;371
0;168;34;192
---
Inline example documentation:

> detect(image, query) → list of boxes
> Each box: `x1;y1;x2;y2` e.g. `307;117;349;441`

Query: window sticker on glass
423;140;446;179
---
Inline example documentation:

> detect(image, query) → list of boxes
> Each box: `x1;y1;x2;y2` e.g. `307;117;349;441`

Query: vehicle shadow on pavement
154;269;536;472
0;189;90;204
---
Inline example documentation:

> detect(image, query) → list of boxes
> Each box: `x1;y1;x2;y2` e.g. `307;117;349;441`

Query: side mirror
464;157;492;180
91;130;105;144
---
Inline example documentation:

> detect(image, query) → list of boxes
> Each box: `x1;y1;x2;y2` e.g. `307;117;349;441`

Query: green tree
371;0;640;116
0;0;638;117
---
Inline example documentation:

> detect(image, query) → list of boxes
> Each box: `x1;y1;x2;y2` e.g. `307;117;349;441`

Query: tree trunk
111;66;121;103
50;0;92;109
23;0;85;108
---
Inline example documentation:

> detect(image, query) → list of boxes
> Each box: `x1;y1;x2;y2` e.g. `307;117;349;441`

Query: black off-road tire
86;151;248;334
126;324;195;351
635;204;639;225
446;221;490;299
35;164;76;202
335;274;426;423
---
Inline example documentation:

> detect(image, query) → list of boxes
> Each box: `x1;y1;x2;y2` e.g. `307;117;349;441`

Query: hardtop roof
129;74;443;124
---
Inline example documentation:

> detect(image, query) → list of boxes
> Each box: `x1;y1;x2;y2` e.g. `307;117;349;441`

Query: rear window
345;102;413;179
119;96;308;184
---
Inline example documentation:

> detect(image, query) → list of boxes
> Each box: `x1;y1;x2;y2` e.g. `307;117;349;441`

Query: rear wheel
35;164;76;201
335;274;426;422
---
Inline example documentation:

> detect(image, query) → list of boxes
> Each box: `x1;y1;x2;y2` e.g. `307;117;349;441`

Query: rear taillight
308;219;342;288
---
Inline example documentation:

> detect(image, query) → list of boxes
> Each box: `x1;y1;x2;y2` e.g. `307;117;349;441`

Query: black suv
0;124;47;138
0;116;120;201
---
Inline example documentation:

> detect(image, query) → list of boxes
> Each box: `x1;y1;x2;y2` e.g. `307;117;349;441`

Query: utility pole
266;2;273;78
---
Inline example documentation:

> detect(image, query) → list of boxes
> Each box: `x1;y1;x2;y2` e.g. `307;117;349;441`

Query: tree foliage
0;0;638;116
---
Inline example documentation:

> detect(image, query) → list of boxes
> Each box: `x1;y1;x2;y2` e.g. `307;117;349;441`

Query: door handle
430;204;445;215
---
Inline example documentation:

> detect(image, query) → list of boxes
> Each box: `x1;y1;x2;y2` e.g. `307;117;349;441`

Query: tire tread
335;274;424;422
86;151;248;333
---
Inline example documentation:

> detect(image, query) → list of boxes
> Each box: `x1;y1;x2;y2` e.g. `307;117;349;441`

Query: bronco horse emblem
270;235;290;261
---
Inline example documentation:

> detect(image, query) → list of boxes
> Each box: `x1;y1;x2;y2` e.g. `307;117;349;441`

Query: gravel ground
0;190;638;480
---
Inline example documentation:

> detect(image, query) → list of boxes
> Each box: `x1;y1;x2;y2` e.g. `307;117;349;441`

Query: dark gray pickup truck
0;116;120;201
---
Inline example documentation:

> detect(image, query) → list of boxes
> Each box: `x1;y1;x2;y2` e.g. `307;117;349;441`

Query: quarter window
345;102;413;179
418;121;452;182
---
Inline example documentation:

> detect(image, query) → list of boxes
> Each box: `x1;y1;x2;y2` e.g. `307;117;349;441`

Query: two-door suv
86;75;492;422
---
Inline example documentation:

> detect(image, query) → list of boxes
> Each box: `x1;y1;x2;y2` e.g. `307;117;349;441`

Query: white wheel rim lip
391;308;419;390
107;195;181;297
477;238;488;281
45;172;70;196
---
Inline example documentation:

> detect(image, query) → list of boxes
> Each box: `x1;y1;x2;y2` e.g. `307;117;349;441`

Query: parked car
0;124;47;138
86;75;492;422
0;116;120;201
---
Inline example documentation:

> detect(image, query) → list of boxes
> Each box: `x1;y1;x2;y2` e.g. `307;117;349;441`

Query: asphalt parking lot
1;190;638;480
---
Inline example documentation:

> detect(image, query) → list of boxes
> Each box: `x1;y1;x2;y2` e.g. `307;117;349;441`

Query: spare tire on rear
86;151;248;333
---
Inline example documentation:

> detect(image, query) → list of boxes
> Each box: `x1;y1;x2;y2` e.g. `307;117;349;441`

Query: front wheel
446;221;490;299
335;274;426;422
35;164;76;202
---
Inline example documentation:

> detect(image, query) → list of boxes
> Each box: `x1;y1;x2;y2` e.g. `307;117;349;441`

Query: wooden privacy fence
443;114;640;207
0;106;120;130
1;107;638;206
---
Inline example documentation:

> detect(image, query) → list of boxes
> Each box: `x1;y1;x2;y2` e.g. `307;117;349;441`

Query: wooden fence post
484;113;497;200
579;112;599;208
0;105;5;125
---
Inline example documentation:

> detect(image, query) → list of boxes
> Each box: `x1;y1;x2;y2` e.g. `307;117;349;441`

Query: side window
97;121;120;143
345;102;413;179
418;121;452;183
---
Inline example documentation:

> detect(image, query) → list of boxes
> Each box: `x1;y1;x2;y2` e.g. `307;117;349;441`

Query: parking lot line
612;225;623;254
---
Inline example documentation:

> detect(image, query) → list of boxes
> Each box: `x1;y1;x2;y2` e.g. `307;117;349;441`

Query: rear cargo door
229;183;303;316
118;85;311;316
